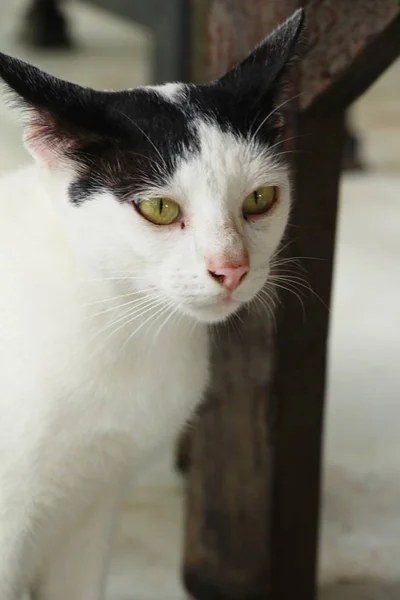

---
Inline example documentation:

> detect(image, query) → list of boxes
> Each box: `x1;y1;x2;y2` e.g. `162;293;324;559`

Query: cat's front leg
0;543;26;600
0;504;35;600
33;491;119;600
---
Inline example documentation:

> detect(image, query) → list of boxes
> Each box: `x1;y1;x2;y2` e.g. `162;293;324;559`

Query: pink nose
208;262;249;291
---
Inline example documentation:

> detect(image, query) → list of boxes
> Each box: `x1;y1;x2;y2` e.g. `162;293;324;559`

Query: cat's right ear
0;52;111;167
213;9;305;127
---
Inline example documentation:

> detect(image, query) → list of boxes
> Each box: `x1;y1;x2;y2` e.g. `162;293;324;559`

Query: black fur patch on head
185;83;280;146
65;88;201;204
0;9;304;205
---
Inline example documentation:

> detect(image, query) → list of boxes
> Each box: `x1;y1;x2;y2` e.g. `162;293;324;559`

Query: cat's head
0;9;303;324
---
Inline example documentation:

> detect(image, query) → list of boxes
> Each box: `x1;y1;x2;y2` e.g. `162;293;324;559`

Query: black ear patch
0;52;128;157
217;9;304;96
0;53;106;129
177;10;305;147
212;8;305;135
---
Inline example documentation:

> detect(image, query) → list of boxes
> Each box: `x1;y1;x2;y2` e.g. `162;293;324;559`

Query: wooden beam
190;0;400;110
203;1;299;81
301;0;400;111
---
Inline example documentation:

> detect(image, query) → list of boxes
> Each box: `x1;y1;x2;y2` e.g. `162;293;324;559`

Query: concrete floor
0;2;400;599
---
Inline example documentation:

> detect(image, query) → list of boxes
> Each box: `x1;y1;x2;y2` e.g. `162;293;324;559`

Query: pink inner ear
24;110;76;168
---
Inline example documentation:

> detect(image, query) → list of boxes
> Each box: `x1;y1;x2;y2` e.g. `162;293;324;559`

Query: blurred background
0;1;399;599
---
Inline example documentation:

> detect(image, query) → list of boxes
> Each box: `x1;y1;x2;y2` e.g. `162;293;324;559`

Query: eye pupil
253;191;259;205
159;199;163;215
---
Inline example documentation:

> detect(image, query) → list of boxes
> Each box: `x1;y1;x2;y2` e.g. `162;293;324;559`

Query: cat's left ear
215;8;305;121
0;53;113;168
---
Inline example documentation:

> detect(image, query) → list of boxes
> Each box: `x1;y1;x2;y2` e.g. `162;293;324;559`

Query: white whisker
152;301;182;345
86;292;156;320
257;287;278;330
99;299;167;352
113;108;168;172
269;281;306;320
250;92;305;140
87;296;165;349
119;301;170;354
270;272;328;310
87;276;149;283
85;288;154;308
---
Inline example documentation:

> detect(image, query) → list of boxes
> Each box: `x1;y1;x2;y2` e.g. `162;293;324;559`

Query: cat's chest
54;327;209;457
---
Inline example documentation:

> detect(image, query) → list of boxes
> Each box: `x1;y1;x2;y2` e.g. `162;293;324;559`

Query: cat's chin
183;300;242;324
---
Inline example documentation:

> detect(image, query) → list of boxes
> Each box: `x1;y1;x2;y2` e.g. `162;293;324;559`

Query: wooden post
184;313;275;599
269;110;344;599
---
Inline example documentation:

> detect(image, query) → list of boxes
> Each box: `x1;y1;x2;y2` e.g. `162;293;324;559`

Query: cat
0;8;303;600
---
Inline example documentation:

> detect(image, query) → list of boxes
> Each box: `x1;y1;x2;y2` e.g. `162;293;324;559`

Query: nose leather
208;262;249;291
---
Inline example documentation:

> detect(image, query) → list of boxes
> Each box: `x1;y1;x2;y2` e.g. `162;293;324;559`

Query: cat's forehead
119;81;278;144
69;83;281;204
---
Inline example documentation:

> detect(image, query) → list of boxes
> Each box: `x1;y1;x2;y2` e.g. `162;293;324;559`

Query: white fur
151;82;185;101
0;119;290;599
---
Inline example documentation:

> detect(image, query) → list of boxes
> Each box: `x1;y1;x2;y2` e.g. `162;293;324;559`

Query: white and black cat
0;9;303;600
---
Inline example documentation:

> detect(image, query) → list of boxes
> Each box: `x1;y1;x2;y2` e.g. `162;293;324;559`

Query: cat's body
0;9;304;600
0;164;208;597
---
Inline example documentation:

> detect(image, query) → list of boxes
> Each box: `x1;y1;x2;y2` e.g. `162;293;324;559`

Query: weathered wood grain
269;110;344;599
183;313;275;599
301;0;400;110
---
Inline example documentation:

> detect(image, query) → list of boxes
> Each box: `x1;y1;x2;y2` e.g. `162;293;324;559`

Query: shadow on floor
320;581;400;600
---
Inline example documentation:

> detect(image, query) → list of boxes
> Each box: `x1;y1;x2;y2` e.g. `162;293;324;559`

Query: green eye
135;197;180;225
242;186;278;217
